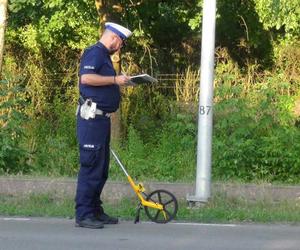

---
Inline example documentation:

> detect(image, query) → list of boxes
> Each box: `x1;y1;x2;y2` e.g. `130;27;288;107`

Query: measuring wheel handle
144;189;178;224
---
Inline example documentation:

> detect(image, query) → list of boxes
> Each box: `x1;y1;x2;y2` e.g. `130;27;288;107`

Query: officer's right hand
115;75;130;85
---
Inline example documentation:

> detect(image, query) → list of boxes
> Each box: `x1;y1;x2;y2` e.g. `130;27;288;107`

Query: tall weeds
174;66;200;103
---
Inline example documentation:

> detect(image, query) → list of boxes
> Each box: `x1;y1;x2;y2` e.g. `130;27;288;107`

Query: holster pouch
80;98;97;120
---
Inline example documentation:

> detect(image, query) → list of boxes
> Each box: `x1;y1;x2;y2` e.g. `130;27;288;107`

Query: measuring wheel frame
111;149;178;224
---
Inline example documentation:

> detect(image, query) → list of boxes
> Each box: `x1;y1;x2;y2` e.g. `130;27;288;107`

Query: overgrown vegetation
0;1;300;183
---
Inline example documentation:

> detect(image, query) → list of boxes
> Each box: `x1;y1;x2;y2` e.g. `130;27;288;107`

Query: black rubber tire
144;189;178;223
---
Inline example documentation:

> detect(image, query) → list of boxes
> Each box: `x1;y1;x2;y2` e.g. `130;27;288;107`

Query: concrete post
187;0;216;205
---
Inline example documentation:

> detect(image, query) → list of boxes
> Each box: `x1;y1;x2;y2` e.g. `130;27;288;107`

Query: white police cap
105;22;132;40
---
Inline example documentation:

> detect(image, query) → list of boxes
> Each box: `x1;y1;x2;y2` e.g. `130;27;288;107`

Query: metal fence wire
23;73;201;91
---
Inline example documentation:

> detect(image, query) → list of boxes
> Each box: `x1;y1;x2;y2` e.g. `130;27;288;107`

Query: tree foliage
6;0;201;72
6;0;300;71
255;0;300;40
8;0;99;52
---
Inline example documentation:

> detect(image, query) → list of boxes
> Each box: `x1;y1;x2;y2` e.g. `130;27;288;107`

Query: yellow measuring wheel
111;150;178;223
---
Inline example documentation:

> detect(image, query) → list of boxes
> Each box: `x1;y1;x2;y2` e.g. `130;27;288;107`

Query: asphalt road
0;217;300;250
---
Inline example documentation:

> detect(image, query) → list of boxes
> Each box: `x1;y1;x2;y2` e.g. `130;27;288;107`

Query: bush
26;95;78;176
148;112;196;181
0;80;29;174
110;111;197;182
212;79;300;183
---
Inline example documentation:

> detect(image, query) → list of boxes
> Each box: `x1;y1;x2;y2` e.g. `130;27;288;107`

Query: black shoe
96;212;119;224
75;217;104;229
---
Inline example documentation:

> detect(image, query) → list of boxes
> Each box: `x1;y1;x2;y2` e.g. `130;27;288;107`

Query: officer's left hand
115;75;130;85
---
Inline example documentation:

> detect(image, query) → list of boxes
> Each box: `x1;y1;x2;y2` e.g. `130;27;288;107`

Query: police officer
75;23;132;229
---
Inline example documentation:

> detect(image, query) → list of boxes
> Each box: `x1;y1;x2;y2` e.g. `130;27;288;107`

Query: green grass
180;193;300;224
0;192;299;224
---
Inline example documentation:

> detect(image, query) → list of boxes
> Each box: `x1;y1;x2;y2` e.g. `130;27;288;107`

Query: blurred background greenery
0;0;300;183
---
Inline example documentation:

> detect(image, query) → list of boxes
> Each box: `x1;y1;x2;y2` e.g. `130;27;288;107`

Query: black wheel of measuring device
144;189;178;223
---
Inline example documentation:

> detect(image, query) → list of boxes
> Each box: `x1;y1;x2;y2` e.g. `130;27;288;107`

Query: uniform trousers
75;114;111;220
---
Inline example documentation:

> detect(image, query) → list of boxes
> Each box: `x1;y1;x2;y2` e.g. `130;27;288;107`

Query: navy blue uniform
75;42;120;220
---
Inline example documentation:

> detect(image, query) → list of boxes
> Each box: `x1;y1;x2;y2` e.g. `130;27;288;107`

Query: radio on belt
80;98;97;120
